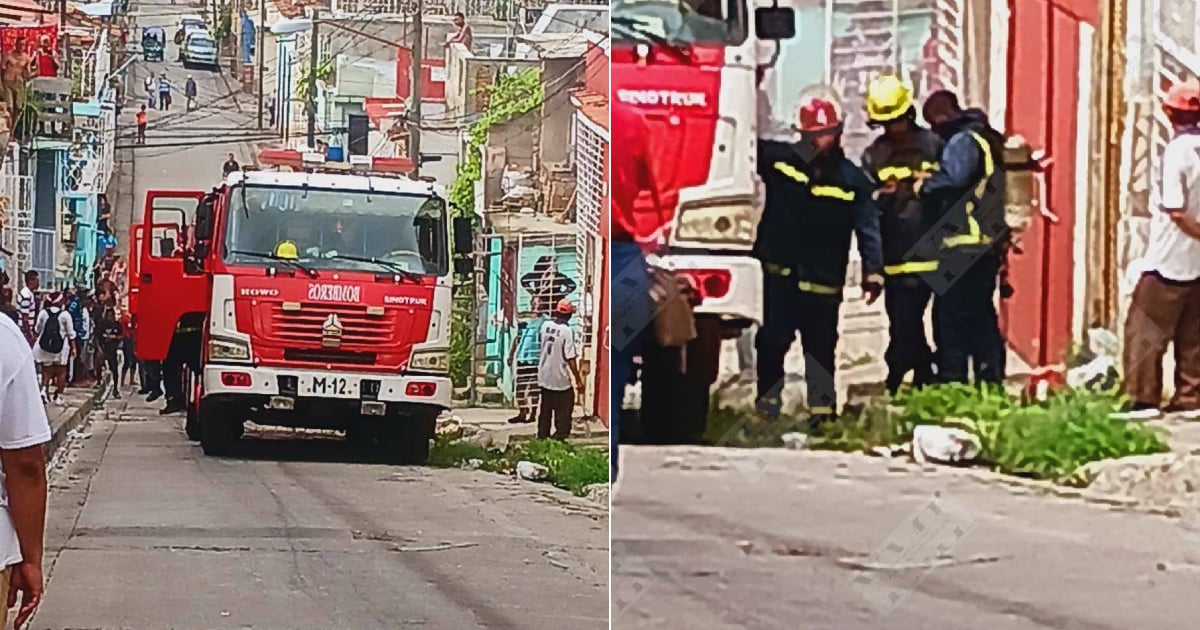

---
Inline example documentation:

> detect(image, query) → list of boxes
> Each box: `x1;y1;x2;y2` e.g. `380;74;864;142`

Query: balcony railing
24;77;74;142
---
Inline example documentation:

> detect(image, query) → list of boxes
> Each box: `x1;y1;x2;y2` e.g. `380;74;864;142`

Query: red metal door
134;190;209;362
1002;0;1095;368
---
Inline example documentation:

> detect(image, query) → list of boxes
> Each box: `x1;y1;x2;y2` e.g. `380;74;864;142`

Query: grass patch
428;432;608;496
705;384;1169;484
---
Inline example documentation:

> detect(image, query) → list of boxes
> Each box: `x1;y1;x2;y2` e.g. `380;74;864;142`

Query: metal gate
0;144;34;282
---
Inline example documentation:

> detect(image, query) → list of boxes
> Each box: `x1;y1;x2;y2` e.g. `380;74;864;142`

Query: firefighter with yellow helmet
860;75;945;393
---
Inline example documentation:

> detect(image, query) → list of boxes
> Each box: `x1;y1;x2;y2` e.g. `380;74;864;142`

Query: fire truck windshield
222;185;448;276
611;0;746;45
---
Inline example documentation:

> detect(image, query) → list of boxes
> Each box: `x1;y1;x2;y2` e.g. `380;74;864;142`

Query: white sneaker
40;390;48;404
52;394;65;406
1109;408;1163;421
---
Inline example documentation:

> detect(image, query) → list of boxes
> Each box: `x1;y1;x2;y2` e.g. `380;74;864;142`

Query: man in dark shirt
222;153;240;178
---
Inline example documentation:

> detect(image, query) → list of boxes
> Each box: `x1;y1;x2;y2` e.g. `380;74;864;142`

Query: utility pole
256;0;266;129
408;0;423;179
306;8;319;149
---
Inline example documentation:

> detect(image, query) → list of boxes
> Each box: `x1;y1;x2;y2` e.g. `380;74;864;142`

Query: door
134;190;209;362
1002;0;1095;368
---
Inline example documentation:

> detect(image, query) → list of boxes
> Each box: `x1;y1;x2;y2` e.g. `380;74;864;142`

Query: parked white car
182;32;218;69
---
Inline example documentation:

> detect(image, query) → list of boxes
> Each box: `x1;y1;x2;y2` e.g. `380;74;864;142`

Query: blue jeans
610;240;651;481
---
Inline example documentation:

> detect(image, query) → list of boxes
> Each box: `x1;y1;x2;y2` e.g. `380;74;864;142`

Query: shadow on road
196;428;426;467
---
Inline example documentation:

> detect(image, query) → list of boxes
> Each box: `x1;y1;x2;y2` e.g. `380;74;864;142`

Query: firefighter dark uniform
161;319;202;414
917;108;1008;385
753;96;884;422
861;77;945;393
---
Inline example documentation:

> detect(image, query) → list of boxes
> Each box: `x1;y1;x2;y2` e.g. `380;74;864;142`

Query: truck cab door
134;190;209;362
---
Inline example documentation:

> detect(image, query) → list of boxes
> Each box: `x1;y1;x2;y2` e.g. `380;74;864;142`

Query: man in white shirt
1119;79;1200;420
536;299;584;440
15;271;37;345
33;293;76;406
0;308;52;628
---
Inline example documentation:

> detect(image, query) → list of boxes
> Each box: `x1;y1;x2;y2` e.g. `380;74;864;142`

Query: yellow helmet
865;75;914;124
274;239;299;260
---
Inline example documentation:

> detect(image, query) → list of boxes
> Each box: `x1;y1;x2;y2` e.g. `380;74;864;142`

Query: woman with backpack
34;292;76;405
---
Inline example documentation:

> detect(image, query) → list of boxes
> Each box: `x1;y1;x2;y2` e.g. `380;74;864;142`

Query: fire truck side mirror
755;6;796;41
452;216;474;255
194;199;214;241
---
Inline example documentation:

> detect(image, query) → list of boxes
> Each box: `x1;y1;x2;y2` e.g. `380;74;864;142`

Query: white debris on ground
780;432;809;450
516;461;549;481
912;425;981;465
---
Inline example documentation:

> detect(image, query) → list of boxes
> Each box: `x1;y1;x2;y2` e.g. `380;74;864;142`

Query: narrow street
612;447;1200;629
28;2;609;627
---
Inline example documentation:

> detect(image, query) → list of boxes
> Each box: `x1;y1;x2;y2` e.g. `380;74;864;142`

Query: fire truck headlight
409;349;449;374
673;202;758;246
208;336;251;362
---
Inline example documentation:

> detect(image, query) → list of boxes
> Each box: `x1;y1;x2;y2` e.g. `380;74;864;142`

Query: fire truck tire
185;410;201;441
383;411;437;465
199;402;242;456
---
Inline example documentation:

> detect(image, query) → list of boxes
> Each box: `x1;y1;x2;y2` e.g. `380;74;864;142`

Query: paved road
35;386;607;629
29;3;608;625
612;446;1200;630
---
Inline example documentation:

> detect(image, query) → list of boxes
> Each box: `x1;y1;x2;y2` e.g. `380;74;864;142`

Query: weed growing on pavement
706;385;1169;483
428;432;608;495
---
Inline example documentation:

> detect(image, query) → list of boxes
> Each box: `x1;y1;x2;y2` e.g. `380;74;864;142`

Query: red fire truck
611;0;795;433
134;150;469;463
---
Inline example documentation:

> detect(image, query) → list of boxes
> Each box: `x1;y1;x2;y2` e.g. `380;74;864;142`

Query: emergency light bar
257;149;415;175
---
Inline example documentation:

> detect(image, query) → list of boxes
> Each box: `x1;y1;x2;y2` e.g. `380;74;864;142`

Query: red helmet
797;98;841;132
554;299;575;315
1164;79;1200;112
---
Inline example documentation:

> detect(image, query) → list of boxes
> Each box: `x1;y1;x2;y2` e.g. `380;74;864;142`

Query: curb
43;378;109;462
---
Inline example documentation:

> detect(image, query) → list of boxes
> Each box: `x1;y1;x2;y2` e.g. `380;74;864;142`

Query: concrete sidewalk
43;385;107;461
441;407;609;449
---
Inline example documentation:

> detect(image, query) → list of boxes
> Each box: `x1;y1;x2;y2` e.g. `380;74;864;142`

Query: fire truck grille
268;303;395;346
284;349;378;366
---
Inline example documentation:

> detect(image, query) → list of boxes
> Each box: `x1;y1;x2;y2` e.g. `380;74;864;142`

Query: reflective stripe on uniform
763;262;792;276
811;185;855;201
884;261;938;275
944;132;995;249
878;162;939;182
774;162;809;183
809;406;835;414
797;280;841;295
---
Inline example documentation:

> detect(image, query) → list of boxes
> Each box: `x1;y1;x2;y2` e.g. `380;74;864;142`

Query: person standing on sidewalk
860;76;944;394
1115;79;1200;420
0;307;52;629
157;74;171;111
119;308;138;390
536;300;584;441
96;307;122;399
610;104;660;481
33;293;74;406
15;271;37;345
507;301;548;425
136;105;148;145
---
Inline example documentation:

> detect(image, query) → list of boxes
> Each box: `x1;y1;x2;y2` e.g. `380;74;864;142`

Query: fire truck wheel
199;403;242;456
383;411;437;465
185;409;201;441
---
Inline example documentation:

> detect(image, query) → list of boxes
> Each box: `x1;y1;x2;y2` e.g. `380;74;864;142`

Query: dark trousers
755;272;842;416
538;387;574;440
932;253;1006;385
162;337;200;405
609;240;651;478
103;349;119;390
884;275;935;394
140;359;158;392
